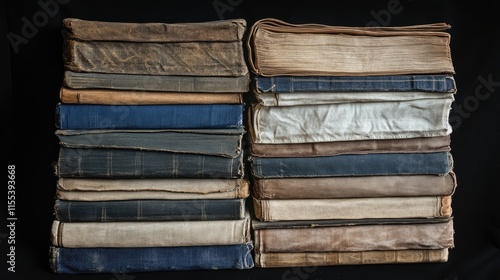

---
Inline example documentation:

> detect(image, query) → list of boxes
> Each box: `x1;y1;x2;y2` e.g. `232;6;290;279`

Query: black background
2;0;500;279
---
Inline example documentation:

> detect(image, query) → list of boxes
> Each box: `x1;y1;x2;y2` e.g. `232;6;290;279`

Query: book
252;172;457;199
50;212;252;247
252;195;452;222
54;198;247;222
253;74;457;93
62;18;248;77
55;178;250;201
249;133;451;157
254;249;449;267
63;71;251;93
252;218;454;253
250;152;453;178
247;18;454;77
253;90;454;107
55;103;244;130
49;243;255;273
60;87;243;105
250;97;453;144
55;147;244;179
55;128;244;158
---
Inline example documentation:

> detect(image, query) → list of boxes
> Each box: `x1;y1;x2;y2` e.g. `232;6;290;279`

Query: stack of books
246;18;457;267
50;18;254;274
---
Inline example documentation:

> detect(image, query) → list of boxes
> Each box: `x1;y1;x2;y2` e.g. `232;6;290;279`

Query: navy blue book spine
54;199;245;222
49;242;254;273
250;152;452;178
254;75;456;93
56;147;243;179
55;103;244;129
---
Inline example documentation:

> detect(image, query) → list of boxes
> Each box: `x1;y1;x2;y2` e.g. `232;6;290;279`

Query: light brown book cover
254;249;449;267
60;87;243;105
252;172;457;199
247;18;455;77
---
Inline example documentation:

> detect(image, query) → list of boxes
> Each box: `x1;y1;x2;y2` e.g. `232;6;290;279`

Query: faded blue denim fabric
55;103;244;129
250;152;452;178
254;75;456;93
49;242;254;273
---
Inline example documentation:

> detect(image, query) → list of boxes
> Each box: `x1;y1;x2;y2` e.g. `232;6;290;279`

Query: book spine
252;172;457;199
50;216;251;247
59;87;243;105
250;152;452;178
254;249;449;267
50;242;254;273
63;40;248;76
56;147;244;179
55;103;244;130
254;75;456;93
54;199;246;222
252;196;452;222
254;219;454;253
63;71;251;93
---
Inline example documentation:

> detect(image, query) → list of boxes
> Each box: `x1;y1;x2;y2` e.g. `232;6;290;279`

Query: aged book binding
50;243;255;273
252;195;452;221
62;18;247;42
62;18;248;77
252;172;457;199
254;249;449;267
51;211;252;248
55;178;250;201
252;218;454;253
60;87;243;105
247;18;454;77
63;71;251;93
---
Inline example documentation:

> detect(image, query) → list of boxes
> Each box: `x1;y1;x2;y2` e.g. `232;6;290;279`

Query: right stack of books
246;18;457;268
50;18;254;274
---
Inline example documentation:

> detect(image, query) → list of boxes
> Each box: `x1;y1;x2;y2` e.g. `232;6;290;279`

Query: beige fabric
51;211;251;248
252;196;452;221
247;18;454;76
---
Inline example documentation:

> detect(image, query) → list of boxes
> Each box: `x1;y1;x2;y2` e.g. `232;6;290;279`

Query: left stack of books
246;18;456;268
49;18;254;274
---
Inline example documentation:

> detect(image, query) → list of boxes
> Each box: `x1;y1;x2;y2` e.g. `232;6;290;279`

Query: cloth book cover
50;211;252;248
254;249;449;267
250;152;453;178
55;146;244;179
252;195;452;221
249;98;453;144
55;128;244;158
59;86;244;105
247;18;455;77
252;218;454;254
50;242;255;273
252;74;457;93
62;18;248;77
54;198;247;222
252;172;457;199
55;178;250;200
63;71;251;93
55;103;244;130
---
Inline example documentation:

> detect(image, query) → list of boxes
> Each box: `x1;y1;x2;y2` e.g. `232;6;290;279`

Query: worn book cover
63;18;248;76
50;242;255;273
247;18;455;76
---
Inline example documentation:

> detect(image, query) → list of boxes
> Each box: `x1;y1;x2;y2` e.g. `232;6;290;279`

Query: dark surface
2;0;500;279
